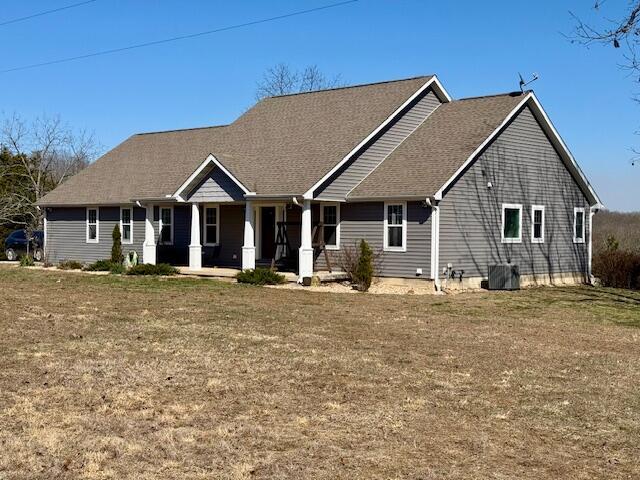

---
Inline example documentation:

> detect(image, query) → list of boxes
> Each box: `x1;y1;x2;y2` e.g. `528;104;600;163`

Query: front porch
141;199;339;282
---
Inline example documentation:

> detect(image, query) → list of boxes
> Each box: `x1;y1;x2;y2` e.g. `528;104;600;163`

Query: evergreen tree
111;225;123;264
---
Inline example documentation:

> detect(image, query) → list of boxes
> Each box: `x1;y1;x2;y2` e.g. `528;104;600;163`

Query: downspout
588;205;598;285
426;197;441;291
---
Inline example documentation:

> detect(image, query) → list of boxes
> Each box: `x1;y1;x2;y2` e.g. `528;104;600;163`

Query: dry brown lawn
0;266;639;479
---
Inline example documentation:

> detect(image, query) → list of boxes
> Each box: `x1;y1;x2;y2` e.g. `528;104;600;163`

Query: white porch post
298;199;314;280
242;200;256;270
189;203;202;270
143;204;156;265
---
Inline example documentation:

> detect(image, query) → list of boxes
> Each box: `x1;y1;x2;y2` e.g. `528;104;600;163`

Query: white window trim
320;202;340;250
501;203;523;244
383;201;407;252
531;205;545;244
573;207;586;244
202;204;220;247
86;207;99;244
120;207;133;245
158;206;174;245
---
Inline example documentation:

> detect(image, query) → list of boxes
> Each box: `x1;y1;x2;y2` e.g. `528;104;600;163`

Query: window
574;207;585;243
203;205;219;246
320;203;339;249
531;205;545;243
86;208;99;243
159;207;173;245
501;204;522;243
120;207;132;244
384;202;406;251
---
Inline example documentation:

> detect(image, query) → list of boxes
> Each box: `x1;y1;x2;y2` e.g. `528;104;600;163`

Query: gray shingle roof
348;92;527;199
39;76;433;205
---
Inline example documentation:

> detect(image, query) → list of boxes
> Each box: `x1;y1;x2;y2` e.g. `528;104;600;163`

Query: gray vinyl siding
46;204;243;268
46;206;145;264
186;167;245;202
314;201;432;278
314;89;442;200
438;105;591;280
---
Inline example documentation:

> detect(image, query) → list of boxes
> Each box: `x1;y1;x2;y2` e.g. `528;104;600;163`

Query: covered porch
140;198;341;281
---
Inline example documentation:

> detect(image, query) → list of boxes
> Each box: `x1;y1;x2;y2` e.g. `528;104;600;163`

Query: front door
261;207;276;260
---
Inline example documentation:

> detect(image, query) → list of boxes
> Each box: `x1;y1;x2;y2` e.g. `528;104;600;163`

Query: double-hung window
384;202;406;251
531;205;545;243
501;204;522;243
321;203;339;249
120;207;133;244
573;207;585;243
159;207;173;245
86;207;99;243
204;205;219;246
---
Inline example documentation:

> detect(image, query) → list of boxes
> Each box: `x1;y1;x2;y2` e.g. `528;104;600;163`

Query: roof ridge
454;91;526;102
136;124;228;136
264;75;434;100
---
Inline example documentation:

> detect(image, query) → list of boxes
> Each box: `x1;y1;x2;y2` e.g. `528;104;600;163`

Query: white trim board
304;75;451;200
434;92;603;208
172;153;252;202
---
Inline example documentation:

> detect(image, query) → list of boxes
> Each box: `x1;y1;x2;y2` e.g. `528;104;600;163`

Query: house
38;75;602;288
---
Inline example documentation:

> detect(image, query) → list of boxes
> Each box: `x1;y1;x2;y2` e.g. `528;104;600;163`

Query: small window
501;204;522;243
86;208;99;243
531;205;545;243
159;207;173;245
384;202;406;251
120;208;132;244
574;207;585;243
321;204;339;249
204;206;219;246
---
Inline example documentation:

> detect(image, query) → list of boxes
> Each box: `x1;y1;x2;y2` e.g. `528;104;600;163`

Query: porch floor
177;267;348;283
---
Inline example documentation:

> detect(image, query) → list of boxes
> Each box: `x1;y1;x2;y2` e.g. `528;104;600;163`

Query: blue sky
1;0;638;211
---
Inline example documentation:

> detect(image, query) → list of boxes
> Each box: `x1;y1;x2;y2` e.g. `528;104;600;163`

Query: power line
0;0;360;75
0;0;100;28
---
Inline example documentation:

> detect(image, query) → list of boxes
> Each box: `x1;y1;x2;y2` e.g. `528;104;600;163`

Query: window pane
123;225;131;241
122;209;131;224
533;223;542;239
206;207;216;225
161;208;171;225
534;210;542;224
387;205;403;225
388;226;402;247
575;212;584;239
161;226;171;243
323;225;337;246
206;225;217;244
88;224;97;240
504;208;520;239
88;209;97;223
323;206;336;225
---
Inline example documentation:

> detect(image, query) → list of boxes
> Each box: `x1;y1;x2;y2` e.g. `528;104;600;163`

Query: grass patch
0;266;638;479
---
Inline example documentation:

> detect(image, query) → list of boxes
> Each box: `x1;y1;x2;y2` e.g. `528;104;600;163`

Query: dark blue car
4;230;44;261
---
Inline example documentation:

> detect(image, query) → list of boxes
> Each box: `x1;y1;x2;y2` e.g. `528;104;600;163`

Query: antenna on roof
518;72;539;92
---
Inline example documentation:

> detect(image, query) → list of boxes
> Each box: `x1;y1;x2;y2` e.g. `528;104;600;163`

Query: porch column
242;200;256;270
298;199;314;280
189;203;202;270
143;204;156;265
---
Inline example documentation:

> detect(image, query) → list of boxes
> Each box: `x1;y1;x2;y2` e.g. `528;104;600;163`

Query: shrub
109;263;126;274
352;239;374;292
19;255;35;267
84;259;115;272
338;240;382;285
112;225;123;264
593;249;640;290
236;267;286;285
58;260;83;270
126;263;178;276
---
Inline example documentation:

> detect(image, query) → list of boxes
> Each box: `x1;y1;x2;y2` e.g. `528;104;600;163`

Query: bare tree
1;113;99;228
255;63;342;100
